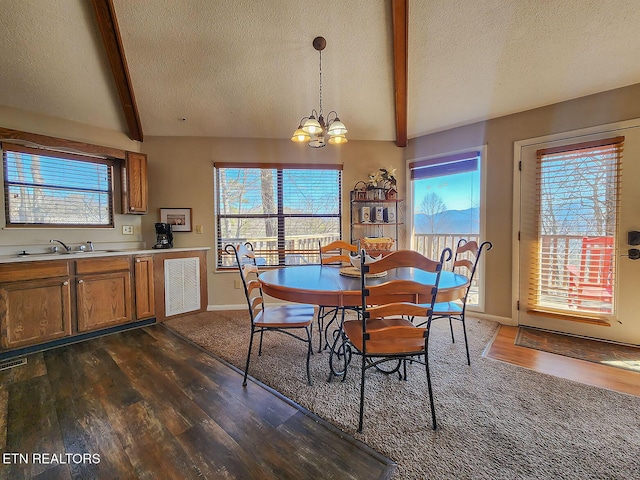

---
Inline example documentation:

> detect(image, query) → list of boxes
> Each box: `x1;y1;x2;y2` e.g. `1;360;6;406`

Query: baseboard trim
464;311;515;325
208;303;515;325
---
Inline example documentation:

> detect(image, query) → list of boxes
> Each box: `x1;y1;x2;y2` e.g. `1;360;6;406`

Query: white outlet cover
122;225;134;235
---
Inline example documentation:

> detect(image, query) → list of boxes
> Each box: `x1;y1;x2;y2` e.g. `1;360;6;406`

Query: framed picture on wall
160;208;192;232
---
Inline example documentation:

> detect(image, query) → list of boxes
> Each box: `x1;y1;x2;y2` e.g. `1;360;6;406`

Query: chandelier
291;37;347;148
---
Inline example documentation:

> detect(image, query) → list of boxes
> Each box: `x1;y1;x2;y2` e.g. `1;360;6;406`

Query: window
215;163;342;268
3;143;114;227
527;136;622;317
409;151;483;304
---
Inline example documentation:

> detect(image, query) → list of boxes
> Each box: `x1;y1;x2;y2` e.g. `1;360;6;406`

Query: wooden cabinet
75;256;133;333
0;261;72;349
122;151;148;214
0;248;207;353
134;255;155;319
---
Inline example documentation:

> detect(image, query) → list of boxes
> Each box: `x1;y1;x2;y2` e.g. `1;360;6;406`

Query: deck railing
219;233;340;267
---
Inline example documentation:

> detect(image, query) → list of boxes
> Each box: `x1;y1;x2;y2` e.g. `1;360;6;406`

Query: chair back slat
250;295;263;312
247;279;262;295
319;240;358;265
367;302;431;319
367;279;435;297
366;249;442;274
366;324;426;342
453;258;474;273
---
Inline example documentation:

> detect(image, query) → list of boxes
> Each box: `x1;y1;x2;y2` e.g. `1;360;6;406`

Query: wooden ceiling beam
91;0;143;142
391;0;408;147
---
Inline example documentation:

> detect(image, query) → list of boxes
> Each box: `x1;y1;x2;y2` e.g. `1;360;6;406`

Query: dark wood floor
0;325;395;479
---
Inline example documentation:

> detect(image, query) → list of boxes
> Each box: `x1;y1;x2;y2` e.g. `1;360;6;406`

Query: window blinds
215;163;342;268
3;143;114;227
527;136;623;318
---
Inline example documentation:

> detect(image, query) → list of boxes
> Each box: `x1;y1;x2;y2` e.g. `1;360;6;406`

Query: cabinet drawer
75;256;130;275
0;260;70;283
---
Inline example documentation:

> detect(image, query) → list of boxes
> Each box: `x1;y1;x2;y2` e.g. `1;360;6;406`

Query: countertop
0;247;210;264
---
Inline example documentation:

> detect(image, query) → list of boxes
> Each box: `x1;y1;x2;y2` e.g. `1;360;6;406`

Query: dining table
258;264;469;306
258;264;469;378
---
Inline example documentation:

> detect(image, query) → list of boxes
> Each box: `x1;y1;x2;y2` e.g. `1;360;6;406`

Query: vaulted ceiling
1;1;639;146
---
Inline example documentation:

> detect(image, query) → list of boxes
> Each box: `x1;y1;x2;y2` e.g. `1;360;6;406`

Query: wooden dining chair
225;242;315;386
424;239;492;366
342;248;450;432
317;239;359;352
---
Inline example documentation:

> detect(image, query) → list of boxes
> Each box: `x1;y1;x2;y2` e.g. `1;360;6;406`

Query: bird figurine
349;251;383;270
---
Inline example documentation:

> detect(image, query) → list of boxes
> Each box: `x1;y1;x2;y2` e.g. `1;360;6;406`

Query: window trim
2;142;116;228
214;162;343;269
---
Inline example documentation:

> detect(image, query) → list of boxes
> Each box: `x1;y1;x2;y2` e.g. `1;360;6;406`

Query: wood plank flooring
484;325;640;397
0;325;395;480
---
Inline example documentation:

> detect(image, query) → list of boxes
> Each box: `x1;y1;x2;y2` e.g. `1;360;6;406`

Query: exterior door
517;120;640;345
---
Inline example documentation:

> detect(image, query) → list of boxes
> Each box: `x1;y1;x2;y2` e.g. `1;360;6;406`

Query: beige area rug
165;311;640;480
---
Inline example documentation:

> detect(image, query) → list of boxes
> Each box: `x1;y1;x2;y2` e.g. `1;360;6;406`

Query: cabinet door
0;278;72;350
76;271;133;332
122;151;148;214
134;255;155;319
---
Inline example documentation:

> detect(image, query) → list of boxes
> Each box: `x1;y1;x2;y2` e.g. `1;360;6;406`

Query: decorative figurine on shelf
385;187;398;200
353;181;368;200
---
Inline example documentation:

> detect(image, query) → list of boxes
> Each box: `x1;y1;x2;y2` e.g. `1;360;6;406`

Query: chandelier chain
318;49;323;116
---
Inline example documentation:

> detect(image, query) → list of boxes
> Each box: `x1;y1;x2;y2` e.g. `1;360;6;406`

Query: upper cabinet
122;151;148;214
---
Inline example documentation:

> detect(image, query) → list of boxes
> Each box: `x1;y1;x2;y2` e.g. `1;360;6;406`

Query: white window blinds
527;136;623;319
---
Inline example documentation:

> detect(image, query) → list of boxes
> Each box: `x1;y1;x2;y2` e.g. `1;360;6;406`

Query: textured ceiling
1;0;639;143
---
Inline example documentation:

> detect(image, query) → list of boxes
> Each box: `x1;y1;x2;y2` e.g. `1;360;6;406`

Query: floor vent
165;257;201;316
0;357;27;371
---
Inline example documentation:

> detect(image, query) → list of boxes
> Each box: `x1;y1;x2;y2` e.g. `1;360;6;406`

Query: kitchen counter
0;246;210;264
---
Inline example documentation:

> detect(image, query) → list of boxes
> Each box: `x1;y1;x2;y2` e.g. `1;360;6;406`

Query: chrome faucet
49;239;71;252
86;241;94;252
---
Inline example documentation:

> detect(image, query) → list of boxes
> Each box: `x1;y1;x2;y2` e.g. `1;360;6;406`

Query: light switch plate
195;225;203;234
122;225;134;235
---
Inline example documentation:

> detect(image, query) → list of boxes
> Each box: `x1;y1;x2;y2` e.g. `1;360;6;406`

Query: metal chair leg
357;354;366;433
424;339;437;430
449;316;455;343
258;329;264;355
305;326;313;385
243;328;256;387
461;315;471;365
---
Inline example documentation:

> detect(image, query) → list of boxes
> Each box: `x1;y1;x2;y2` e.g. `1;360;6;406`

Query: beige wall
404;83;640;319
4;82;640;318
0;106;144;251
140;137;403;308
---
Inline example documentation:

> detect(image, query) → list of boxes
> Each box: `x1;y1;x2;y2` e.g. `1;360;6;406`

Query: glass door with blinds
517;123;640;344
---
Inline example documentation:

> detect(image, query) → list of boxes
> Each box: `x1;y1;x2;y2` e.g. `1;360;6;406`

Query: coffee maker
152;222;173;249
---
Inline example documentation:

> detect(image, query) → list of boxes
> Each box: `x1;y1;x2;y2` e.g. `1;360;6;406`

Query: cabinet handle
136;259;141;263
78;280;84;284
63;281;69;286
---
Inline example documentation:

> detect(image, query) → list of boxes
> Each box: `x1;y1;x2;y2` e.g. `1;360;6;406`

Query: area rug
165;311;640;480
515;326;640;373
